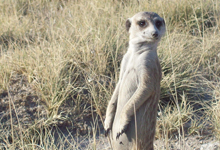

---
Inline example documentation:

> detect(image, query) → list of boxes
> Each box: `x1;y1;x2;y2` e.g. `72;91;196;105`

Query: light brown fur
104;12;166;150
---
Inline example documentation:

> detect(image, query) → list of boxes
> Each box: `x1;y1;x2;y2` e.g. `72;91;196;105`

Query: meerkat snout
151;31;159;38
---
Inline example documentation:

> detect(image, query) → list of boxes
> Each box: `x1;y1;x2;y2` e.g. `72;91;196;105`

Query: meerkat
104;12;166;150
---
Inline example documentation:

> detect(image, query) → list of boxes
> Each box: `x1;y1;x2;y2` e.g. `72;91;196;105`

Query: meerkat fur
104;12;166;150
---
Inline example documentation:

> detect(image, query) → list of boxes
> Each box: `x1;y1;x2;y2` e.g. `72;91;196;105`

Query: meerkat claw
116;132;121;140
116;129;126;140
105;129;110;137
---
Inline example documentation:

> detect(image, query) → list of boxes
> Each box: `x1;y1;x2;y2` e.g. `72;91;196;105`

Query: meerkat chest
122;54;139;77
120;52;145;88
120;50;158;85
122;52;148;74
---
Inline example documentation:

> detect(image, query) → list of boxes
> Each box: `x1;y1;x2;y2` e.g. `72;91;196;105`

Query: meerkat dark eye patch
155;20;162;29
138;20;146;27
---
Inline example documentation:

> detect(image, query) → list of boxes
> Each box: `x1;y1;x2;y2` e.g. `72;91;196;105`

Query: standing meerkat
104;12;166;150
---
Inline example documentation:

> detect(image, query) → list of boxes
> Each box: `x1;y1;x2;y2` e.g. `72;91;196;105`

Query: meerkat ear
126;18;131;32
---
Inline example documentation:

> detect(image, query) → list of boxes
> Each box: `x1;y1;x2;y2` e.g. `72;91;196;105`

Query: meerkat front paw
104;119;112;137
105;128;110;137
116;121;129;140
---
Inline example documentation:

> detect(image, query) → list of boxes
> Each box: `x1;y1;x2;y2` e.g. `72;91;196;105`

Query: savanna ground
0;0;220;149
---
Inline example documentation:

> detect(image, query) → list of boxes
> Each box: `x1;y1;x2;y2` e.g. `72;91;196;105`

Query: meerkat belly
118;68;138;110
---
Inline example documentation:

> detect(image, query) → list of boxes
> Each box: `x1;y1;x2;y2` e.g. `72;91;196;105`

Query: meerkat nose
152;31;158;38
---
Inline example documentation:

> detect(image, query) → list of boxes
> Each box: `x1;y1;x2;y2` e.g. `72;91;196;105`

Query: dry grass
0;0;220;149
210;85;220;140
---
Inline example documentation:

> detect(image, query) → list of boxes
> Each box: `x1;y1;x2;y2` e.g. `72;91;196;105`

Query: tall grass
0;0;219;149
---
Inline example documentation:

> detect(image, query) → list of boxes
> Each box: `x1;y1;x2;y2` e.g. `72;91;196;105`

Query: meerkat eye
138;20;146;27
155;21;162;28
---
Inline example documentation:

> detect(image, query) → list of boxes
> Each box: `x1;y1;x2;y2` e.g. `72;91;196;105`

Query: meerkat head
126;12;166;45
